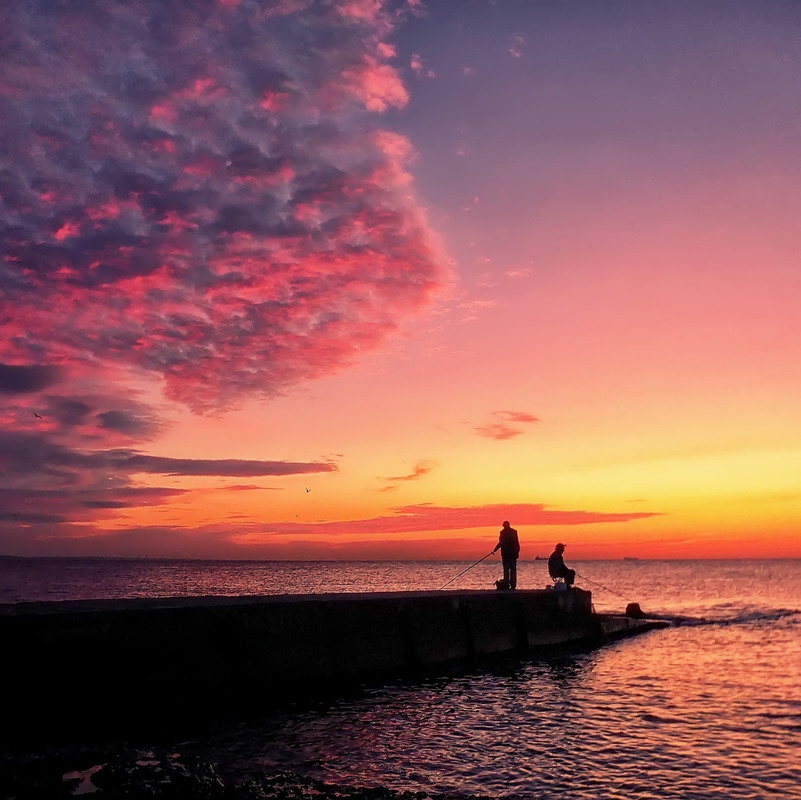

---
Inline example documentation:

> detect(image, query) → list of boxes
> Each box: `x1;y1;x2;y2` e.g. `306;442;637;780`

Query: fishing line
440;550;495;590
574;572;629;600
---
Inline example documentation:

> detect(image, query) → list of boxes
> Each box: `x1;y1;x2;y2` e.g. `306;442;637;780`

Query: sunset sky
2;0;800;560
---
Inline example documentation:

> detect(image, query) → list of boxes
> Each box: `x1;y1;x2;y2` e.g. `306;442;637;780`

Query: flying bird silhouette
33;412;42;419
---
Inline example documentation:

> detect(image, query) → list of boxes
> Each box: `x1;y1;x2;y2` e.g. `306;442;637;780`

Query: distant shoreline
1;554;798;563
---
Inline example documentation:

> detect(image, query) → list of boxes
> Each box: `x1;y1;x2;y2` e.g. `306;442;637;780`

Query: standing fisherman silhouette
493;520;520;590
548;542;575;587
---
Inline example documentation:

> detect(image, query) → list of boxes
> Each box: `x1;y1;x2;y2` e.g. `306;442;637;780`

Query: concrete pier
1;589;666;742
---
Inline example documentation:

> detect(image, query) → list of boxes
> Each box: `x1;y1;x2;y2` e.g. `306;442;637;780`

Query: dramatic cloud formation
1;0;443;412
0;0;446;553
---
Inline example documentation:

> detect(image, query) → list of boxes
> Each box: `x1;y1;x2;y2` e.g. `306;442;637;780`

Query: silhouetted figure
493;520;520;589
548;543;575;587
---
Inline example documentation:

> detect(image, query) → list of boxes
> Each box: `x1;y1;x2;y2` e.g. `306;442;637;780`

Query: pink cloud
0;0;442;414
0;502;662;559
380;461;434;491
337;0;385;23
410;53;436;79
342;57;409;112
384;464;433;482
474;410;540;440
497;411;539;424
255;502;661;536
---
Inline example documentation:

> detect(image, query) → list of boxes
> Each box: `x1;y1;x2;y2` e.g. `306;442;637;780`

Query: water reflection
194;609;801;799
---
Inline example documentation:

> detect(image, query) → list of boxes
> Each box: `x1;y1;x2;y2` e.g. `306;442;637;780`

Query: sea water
2;557;800;799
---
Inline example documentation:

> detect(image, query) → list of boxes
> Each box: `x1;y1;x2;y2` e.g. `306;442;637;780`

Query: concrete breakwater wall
1;588;646;741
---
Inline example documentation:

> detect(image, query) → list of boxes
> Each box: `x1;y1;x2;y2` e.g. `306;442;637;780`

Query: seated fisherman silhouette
548;542;575;587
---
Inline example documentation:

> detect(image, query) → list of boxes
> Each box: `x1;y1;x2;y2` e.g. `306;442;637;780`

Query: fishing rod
574;572;629;600
440;550;495;590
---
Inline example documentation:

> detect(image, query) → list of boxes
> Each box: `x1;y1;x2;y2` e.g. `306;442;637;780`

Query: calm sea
2;557;800;799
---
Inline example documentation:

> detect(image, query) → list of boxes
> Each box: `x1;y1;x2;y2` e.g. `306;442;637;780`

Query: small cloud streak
0;429;334;488
119;455;336;477
475;410;540;440
0;486;186;526
410;53;436;79
256;501;660;536
0;502;662;558
380;461;434;491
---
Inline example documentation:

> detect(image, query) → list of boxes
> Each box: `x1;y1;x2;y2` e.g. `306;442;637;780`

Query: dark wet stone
625;602;645;618
1;747;225;800
91;748;226;798
2;747;532;800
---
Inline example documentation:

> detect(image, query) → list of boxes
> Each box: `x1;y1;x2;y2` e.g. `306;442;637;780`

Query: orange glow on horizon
2;2;800;562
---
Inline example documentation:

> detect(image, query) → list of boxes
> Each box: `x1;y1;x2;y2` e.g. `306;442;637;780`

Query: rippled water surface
199;609;800;799
4;557;800;799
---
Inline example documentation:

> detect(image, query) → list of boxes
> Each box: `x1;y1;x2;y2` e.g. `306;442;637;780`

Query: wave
650;607;800;628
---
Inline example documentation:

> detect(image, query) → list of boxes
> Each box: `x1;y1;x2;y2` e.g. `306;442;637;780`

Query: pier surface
1;589;666;742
